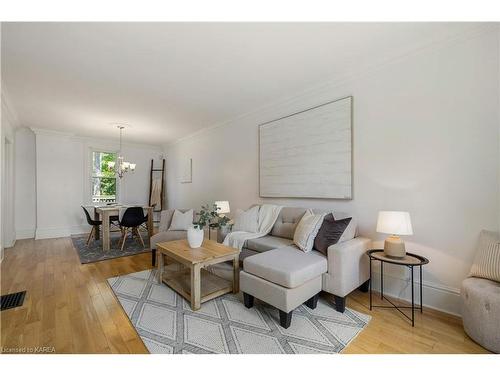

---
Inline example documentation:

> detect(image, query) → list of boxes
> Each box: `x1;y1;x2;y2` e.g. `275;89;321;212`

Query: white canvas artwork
180;157;192;183
259;96;352;199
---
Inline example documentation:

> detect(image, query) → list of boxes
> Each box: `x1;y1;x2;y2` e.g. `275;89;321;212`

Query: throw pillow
469;230;500;283
314;213;352;255
233;206;259;233
168;209;194;231
159;209;175;232
293;210;326;252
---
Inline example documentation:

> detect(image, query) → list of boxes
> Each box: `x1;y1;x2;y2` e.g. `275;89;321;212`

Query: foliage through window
92;151;117;203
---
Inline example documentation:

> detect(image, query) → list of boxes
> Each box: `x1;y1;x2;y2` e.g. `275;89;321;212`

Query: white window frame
88;148;120;204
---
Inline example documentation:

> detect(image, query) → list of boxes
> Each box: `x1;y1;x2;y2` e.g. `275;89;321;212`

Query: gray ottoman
240;245;327;328
461;277;500;353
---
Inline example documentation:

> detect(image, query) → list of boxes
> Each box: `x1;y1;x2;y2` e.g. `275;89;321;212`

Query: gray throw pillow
314;214;352;255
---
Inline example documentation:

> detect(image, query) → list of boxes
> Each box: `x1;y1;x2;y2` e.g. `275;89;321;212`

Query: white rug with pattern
108;269;371;354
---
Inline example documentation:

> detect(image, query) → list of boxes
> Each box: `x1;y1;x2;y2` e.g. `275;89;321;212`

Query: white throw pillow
233;206;259;233
168;209;193;231
293;210;326;252
469;230;500;283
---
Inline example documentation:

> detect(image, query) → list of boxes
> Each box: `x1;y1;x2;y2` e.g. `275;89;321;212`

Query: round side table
367;249;429;326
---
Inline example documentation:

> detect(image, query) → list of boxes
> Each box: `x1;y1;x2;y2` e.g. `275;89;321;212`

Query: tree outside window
92;151;117;203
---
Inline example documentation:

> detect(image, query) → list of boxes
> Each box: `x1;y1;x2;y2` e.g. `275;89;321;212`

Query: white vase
187;226;204;248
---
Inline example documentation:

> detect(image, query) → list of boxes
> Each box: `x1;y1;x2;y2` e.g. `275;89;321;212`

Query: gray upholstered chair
150;208;195;266
461;230;500;353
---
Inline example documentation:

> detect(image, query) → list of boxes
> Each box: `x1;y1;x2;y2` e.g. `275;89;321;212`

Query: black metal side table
367;249;429;327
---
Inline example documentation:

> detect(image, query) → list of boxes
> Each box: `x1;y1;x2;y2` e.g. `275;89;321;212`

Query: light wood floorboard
0;238;490;354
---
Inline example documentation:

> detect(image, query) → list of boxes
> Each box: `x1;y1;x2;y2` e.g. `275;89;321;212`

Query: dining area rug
108;269;371;354
72;231;150;264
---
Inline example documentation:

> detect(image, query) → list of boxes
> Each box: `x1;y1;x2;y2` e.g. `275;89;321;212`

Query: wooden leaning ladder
148;158;166;224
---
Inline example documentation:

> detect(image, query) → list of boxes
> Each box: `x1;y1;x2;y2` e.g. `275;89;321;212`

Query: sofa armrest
217;224;232;243
323;236;371;297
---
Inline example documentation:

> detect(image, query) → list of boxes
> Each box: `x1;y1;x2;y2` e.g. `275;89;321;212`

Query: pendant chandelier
108;125;136;178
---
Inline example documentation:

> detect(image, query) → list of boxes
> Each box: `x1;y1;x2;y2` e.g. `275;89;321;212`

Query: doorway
2;136;15;249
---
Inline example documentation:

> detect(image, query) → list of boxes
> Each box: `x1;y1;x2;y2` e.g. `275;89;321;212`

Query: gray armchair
150;208;195;266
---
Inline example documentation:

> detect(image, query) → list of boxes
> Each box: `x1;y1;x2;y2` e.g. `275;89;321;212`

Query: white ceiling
1;22;484;145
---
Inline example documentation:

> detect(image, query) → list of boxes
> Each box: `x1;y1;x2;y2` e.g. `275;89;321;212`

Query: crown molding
30;127;76;137
1;85;20;128
167;23;498;147
30;127;162;151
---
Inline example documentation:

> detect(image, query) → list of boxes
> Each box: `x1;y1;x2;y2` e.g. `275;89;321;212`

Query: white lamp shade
376;211;413;236
215;201;230;214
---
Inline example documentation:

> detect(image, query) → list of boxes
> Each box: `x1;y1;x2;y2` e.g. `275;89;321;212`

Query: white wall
1;24;19;260
165;29;500;315
28;129;163;239
1;92;18;254
14;127;36;239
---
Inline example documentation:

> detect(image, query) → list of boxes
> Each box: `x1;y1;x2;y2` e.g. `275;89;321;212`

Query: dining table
92;205;154;252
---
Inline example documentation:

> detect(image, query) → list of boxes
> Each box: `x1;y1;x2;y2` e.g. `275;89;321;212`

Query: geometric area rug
108;269;371;354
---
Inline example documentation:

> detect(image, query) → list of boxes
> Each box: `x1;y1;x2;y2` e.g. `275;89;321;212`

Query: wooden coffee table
156;239;239;310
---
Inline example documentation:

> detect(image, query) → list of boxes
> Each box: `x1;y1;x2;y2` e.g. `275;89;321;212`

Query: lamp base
383;236;406;258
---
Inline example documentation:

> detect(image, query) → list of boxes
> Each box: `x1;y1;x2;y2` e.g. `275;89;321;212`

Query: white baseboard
35;225;89;240
370;270;462;317
16;228;36;240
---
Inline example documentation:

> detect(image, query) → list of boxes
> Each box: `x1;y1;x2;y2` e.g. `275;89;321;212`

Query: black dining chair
82;206;102;245
118;207;148;251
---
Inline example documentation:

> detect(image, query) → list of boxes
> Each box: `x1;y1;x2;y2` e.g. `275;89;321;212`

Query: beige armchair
150;208;195;266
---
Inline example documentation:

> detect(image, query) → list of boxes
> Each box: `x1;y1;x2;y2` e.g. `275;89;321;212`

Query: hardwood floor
0;238;489;354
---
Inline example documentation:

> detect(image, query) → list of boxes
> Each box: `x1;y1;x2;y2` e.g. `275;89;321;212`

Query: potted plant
187;203;231;248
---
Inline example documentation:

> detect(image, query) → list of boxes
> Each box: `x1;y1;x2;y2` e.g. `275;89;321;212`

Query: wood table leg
102;211;110;252
147;207;153;241
157;252;164;284
191;264;201;311
93;207;100;240
233;255;239;293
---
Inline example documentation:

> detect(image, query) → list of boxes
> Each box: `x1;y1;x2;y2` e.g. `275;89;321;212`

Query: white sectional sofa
152;206;371;328
238;206;371;327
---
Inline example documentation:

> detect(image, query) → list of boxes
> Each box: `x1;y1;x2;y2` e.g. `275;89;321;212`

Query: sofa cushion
330;211;357;243
150;230;188;249
293;210;326;252
243;245;327;288
314;214;352;255
169;209;194;230
271;207;357;242
159;208;194;232
246;235;294;253
271;207;308;239
233;206;259;233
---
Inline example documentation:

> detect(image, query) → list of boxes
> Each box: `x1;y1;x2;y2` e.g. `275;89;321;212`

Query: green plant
193;203;231;229
193;204;217;230
217;214;230;227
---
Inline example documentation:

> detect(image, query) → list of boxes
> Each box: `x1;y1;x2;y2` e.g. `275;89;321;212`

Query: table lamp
376;211;413;258
215;201;230;216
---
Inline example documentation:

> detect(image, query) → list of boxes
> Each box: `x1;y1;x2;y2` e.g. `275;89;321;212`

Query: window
91;151;117;203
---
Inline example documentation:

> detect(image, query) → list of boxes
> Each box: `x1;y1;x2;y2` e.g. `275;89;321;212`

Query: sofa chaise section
241;245;327;328
239;206;371;313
